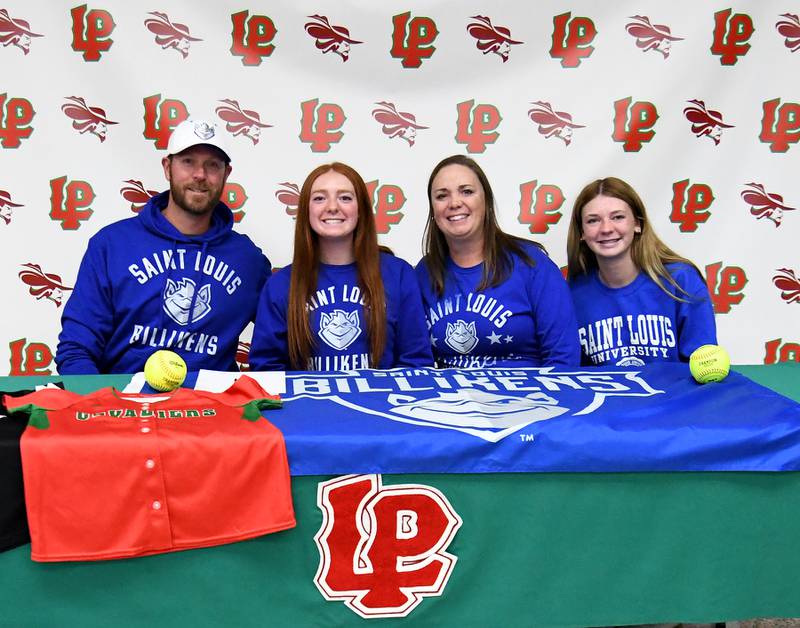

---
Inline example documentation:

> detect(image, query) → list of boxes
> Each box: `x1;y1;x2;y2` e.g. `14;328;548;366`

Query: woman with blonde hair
416;154;580;368
567;176;716;367
250;162;432;370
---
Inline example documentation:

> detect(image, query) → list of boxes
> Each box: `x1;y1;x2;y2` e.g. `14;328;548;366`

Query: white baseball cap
167;117;232;162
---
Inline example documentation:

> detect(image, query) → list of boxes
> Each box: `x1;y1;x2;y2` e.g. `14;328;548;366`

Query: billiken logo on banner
71;5;115;61
315;474;462;619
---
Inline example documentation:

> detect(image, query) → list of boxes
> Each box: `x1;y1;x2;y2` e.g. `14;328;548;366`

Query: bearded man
55;118;270;374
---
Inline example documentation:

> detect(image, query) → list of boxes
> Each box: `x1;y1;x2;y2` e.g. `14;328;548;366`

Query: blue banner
262;363;800;475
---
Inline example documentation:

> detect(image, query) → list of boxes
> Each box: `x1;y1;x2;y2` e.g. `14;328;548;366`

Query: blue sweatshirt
415;242;580;368
249;252;433;371
569;263;717;366
55;192;270;374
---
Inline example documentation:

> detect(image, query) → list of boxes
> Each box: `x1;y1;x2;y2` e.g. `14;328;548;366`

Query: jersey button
141;427;151;434
152;500;162;510
145;459;155;469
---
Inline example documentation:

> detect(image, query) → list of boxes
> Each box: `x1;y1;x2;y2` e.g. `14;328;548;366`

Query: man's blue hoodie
56;192;270;374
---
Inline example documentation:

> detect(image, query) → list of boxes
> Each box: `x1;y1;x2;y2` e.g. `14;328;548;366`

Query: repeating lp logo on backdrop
3;5;800;371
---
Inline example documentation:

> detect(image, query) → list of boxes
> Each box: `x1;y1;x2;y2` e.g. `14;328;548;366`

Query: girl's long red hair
287;163;386;368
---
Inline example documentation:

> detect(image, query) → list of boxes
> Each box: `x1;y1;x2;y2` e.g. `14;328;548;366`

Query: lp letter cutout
314;474;462;618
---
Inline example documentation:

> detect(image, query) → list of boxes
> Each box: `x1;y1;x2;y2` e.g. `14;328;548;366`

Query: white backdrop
2;1;798;374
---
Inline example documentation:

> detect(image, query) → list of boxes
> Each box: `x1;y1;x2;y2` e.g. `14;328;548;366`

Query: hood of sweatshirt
137;191;234;245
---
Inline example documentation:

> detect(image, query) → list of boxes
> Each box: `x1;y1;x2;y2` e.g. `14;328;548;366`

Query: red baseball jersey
5;375;295;562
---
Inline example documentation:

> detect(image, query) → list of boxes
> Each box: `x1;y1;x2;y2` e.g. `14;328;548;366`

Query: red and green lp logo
314;474;462;618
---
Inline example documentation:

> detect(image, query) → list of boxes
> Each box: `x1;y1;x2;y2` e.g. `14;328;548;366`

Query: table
1;364;798;627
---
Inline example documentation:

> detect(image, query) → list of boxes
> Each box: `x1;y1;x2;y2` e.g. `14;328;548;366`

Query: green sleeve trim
241;398;282;421
10;404;51;430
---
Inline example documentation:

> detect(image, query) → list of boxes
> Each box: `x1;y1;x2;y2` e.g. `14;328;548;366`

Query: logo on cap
193;121;215;141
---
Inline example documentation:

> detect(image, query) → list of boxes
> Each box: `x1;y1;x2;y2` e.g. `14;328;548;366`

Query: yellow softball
689;344;730;384
144;350;187;391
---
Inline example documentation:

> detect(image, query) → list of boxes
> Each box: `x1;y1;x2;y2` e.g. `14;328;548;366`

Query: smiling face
430;164;486;248
163;144;230;218
580;195;640;265
308;169;359;244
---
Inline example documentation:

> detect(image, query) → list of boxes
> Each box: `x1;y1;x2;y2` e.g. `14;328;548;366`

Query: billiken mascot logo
61;96;118;142
314;474;462;618
18;263;73;307
625;15;683;58
466;15;523;62
144;11;201;59
0;9;42;55
304;14;362;61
